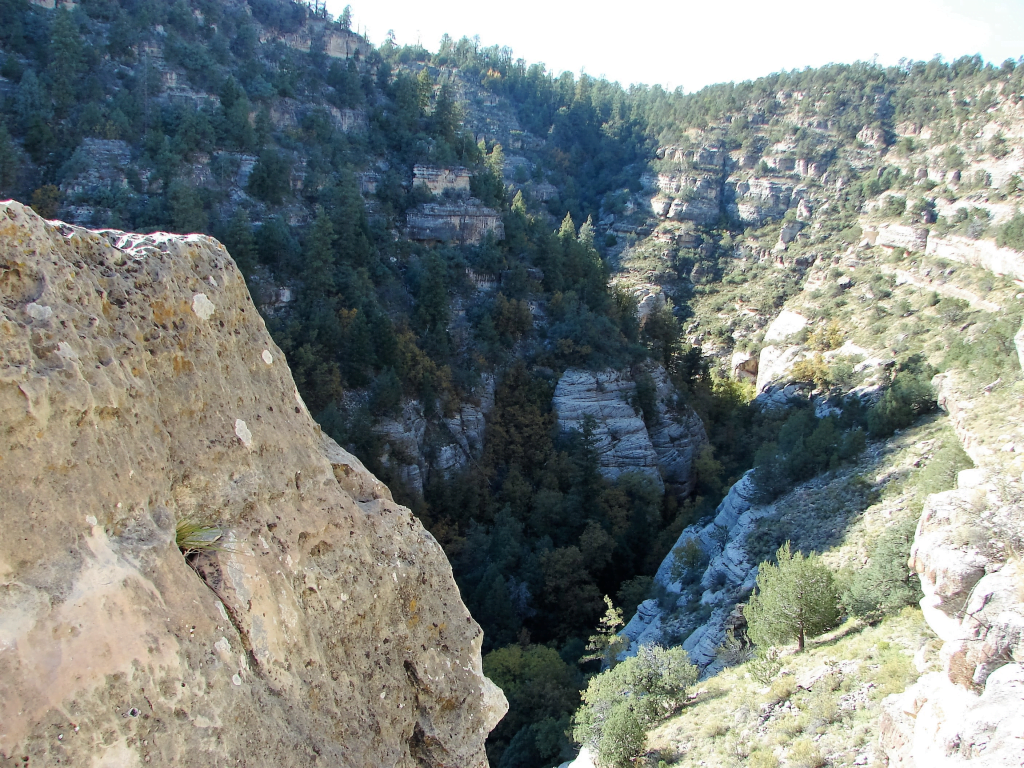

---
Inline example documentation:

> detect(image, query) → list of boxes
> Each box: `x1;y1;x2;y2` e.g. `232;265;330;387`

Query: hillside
1;1;1024;766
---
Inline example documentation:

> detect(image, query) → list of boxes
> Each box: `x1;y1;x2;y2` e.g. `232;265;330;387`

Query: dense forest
1;1;1022;764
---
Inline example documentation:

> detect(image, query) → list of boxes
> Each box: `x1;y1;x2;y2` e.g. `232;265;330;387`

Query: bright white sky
327;0;1024;92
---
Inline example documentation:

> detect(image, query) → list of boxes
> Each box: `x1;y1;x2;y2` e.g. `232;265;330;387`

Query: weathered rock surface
621;471;767;669
730;350;758;383
879;374;1024;767
925;234;1024;281
376;377;495;496
762;309;808;343
0;201;506;766
755;344;807;394
865;223;930;253
406;199;505;244
552;367;707;492
277;24;369;60
727;177;797;225
413;165;472;196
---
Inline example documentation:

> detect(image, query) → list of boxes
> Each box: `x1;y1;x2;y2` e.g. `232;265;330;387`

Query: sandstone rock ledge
0;201;506;767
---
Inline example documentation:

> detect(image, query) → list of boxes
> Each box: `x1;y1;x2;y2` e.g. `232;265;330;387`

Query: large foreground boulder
0;201;506;766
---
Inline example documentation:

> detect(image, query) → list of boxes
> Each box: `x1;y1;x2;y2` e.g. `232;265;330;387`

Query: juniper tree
745;542;842;652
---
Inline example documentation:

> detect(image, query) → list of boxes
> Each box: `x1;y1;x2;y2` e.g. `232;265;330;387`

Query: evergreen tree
223;207;256;274
0;122;18;193
581;595;628;664
48;8;83;118
745;542;843;652
303;205;337;294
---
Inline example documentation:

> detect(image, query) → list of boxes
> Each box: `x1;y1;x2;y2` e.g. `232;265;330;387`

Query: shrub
748;645;783;685
843;515;922;619
598;704;646;768
573;645;698;763
748;749;780;768
788;739;825;768
867;370;936;438
670;538;709;585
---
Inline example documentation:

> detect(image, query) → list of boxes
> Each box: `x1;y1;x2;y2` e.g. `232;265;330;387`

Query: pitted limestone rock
0;201;506;767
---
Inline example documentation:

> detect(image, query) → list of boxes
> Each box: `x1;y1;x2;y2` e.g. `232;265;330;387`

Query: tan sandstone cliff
0;201;507;767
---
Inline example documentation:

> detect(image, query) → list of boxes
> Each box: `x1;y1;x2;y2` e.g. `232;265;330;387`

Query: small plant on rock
175;518;225;558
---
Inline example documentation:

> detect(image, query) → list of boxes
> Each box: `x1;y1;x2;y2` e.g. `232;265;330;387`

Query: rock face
376;378;496;497
552;367;707;492
0;202;506;766
413;165;472;195
867;224;930;253
278;24;369;60
406;199;505;244
621;471;766;669
878;375;1024;767
925;234;1024;281
762;309;808;343
727;177;797;225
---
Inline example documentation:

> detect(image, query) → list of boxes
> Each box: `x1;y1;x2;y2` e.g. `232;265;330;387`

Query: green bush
867;370;936;438
573;645;698;764
843;515;921;620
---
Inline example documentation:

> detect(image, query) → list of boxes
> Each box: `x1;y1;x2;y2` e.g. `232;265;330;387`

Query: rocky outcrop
376;378;495;496
865;224;930;253
879;375;1024;767
762;309;808;343
621;471;767;669
413;165;472;195
727;177;798;225
552;367;707;492
0;202;506;766
649;172;723;226
925;234;1024;281
755;345;807;394
277;24;369;60
406;199;505;244
731;350;758;383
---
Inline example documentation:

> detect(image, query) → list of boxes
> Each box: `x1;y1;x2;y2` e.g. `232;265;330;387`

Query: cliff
0;201;507;766
879;373;1024;768
406;199;505;245
552;366;708;493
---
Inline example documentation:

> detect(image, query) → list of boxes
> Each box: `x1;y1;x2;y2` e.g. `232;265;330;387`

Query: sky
326;0;1024;92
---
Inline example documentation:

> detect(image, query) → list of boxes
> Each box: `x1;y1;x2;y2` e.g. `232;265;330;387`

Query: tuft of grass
175;518;225;557
788;738;825;768
748;749;779;768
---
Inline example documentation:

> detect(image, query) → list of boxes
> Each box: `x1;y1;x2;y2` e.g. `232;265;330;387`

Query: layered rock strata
0;201;506;767
406;199;505;244
552;367;707;493
621;472;764;669
413;165;472;195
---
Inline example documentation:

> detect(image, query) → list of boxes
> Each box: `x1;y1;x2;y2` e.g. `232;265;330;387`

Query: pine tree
581;595;627;664
745;542;842;652
48;8;83;118
0;122;18;192
303;205;337;294
224;207;256;274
